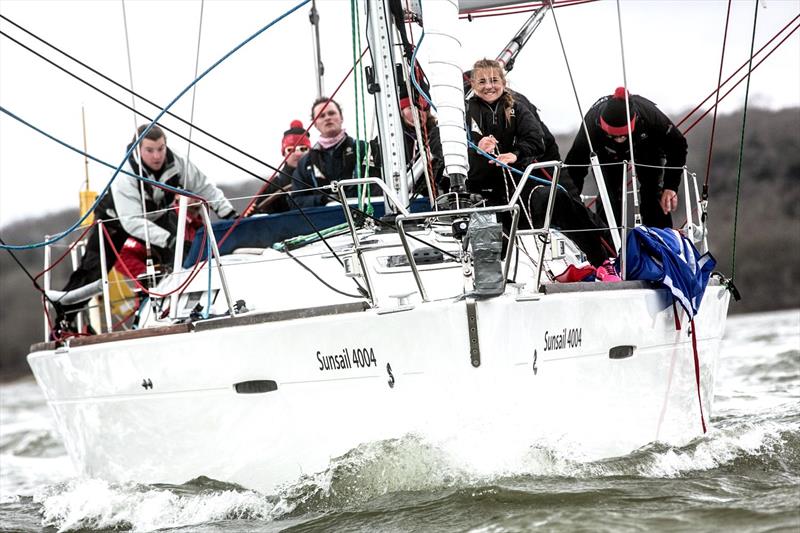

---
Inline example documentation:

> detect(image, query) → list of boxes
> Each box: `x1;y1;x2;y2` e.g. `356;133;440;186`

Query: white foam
36;478;277;532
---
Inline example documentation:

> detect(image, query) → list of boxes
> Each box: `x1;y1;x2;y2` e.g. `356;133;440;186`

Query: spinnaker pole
495;5;550;72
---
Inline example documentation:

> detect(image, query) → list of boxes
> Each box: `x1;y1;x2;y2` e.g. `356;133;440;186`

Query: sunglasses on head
284;145;310;155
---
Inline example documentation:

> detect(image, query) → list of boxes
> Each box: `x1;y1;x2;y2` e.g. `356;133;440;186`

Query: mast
366;0;408;211
309;0;325;99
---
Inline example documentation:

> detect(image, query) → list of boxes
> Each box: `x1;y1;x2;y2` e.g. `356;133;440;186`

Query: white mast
366;0;409;211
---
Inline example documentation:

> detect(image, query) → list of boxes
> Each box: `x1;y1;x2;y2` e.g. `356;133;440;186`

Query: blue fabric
623;226;716;318
184;198;432;267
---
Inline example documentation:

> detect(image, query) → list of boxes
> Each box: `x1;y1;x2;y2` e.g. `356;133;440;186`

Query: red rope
460;0;596;20
682;21;799;135
34;222;95;284
677;14;799;129
100;222;208;299
690;318;707;434
243;47;370;218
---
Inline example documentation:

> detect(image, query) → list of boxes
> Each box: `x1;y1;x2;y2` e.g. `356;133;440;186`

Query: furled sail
422;0;469;187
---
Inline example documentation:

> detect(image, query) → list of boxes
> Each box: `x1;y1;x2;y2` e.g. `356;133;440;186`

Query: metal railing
335;161;561;303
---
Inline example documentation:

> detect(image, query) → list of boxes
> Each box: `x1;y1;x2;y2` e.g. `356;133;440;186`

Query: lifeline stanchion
43;237;52;341
97;221;113;333
199;204;236;317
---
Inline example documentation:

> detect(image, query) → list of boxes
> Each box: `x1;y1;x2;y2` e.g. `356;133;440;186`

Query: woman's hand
477;135;498;153
491;152;517;166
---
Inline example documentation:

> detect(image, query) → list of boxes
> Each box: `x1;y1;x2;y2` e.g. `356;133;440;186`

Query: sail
423;0;469;185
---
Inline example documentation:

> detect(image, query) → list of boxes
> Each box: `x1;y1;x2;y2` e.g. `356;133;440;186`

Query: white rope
186;0;205;164
548;0;593;153
615;0;640;225
121;0;154;286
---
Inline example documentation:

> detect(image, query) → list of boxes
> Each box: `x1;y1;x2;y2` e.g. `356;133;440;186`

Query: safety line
731;0;760;281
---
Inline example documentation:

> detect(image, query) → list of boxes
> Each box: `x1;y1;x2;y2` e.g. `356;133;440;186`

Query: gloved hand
151;234;176;266
221;210;239;220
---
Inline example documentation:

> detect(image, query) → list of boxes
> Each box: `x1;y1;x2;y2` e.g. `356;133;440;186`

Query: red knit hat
600;87;637;136
281;120;311;153
398;82;430;111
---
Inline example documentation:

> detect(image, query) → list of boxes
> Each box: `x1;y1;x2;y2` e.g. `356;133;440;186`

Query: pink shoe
596;260;622;283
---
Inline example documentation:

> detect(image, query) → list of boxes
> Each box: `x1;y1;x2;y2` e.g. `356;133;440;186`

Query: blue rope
1;106;204;198
1;0;310;251
467;139;566;190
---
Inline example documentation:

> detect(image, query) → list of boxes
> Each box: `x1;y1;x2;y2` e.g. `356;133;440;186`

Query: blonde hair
470;59;514;122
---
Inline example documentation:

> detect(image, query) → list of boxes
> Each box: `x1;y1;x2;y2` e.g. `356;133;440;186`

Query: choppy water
1;309;798;532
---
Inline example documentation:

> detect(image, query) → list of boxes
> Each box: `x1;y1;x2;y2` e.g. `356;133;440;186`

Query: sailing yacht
23;0;733;494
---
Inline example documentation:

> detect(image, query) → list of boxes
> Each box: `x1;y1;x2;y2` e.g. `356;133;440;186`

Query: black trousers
57;210;177;321
526;185;612;266
596;163;673;229
468;174;612;266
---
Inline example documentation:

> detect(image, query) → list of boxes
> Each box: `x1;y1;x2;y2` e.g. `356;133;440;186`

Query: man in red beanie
253;120;312;214
562;87;688;229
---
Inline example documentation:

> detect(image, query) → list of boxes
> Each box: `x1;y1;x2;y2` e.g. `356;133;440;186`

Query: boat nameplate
466;299;480;367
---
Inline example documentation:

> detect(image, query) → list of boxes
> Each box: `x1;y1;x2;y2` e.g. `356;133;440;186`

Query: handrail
97;221;113;333
331;177;411;215
336;186;376;306
198;204;237;317
391;161;560;302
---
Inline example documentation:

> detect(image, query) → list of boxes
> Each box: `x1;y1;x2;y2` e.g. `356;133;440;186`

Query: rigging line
355;0;373;214
547;0;594;154
121;0;156;285
0;236;57;305
99;222;209;299
731;0;759;282
0;107;205;203
249;47;369;203
350;0;364;192
0;30;285;188
1;0;309;252
33;223;95;284
681;21;799;135
703;0;733;203
284;248;365;299
186;0;206;164
615;1;636;173
676;13;800;129
0;14;293;188
460;0;596;20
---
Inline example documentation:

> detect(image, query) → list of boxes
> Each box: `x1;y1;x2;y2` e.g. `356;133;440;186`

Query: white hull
29;269;730;493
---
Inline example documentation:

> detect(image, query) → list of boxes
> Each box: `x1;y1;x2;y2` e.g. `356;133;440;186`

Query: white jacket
109;148;234;247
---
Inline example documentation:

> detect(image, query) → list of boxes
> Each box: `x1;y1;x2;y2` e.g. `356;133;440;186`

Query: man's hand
660;189;678;214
